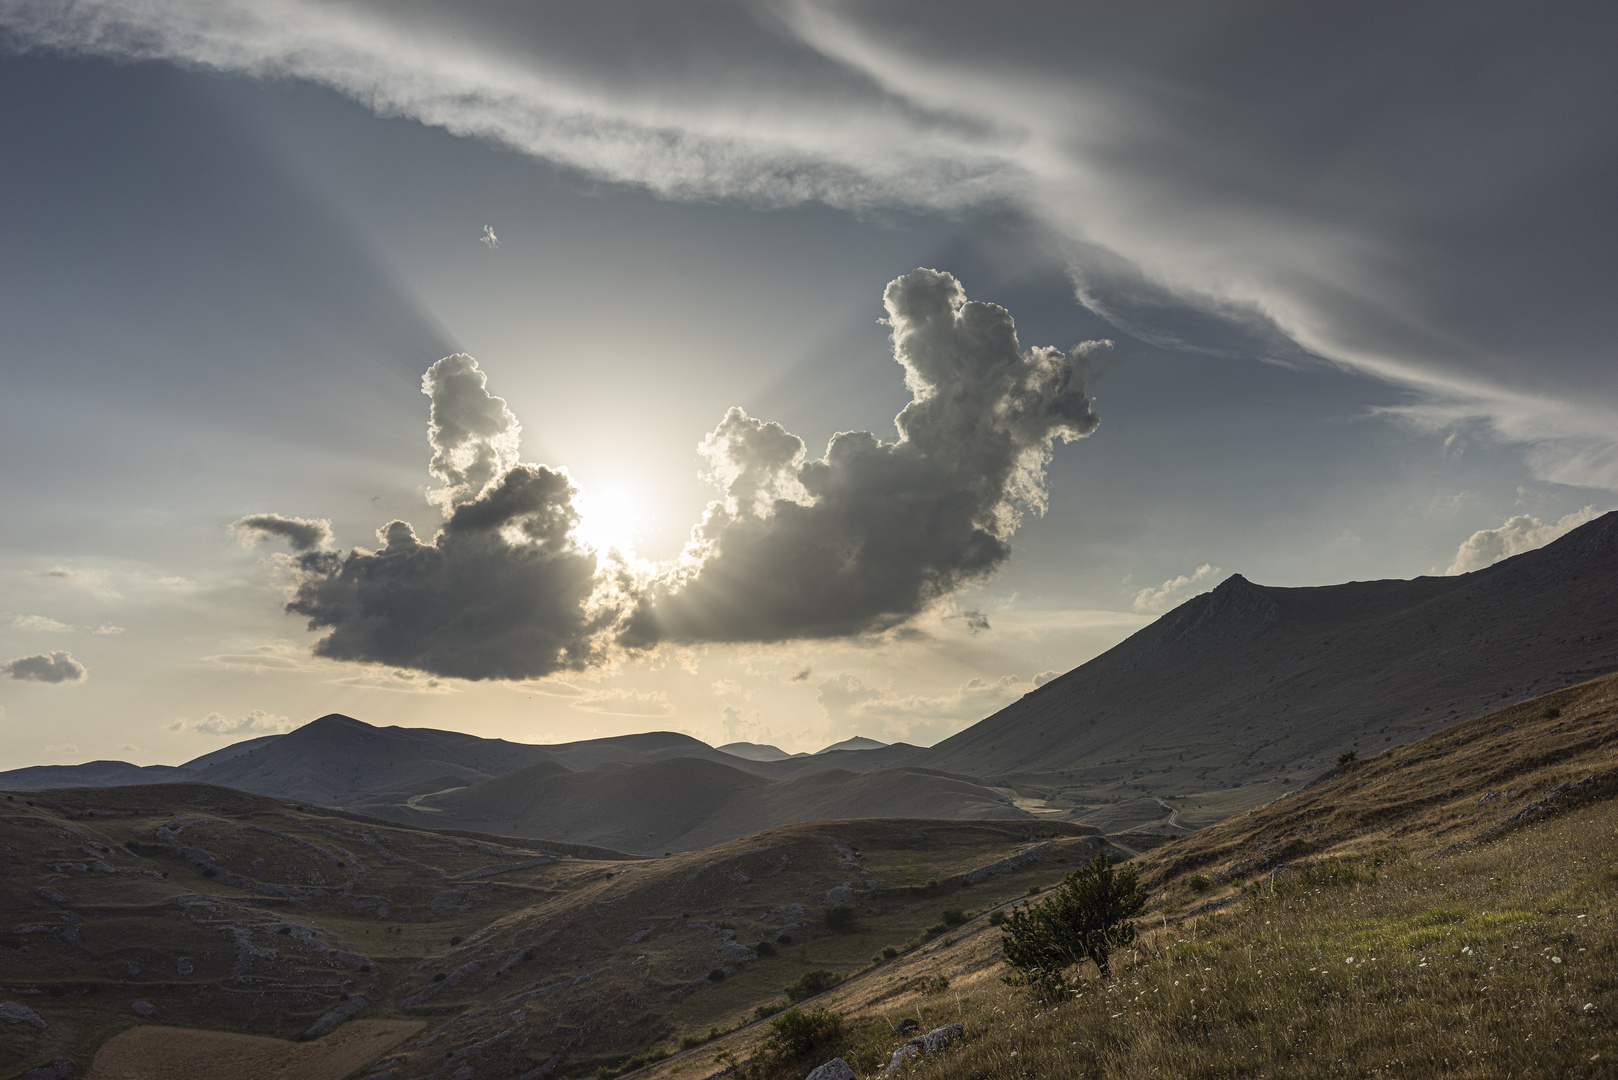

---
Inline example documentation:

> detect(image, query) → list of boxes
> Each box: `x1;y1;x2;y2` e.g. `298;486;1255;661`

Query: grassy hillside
370;759;1028;855
631;672;1618;1080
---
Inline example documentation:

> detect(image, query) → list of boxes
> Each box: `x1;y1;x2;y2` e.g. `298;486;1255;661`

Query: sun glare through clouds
572;482;649;555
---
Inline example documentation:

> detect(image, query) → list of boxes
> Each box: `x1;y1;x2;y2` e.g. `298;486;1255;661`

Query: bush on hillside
1338;749;1358;766
767;1007;844;1058
825;903;856;930
784;969;842;1002
1001;852;1148;999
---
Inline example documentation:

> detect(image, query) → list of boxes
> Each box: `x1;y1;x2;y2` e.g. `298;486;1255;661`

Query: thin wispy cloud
479;225;499;250
11;614;72;632
4;2;1614;488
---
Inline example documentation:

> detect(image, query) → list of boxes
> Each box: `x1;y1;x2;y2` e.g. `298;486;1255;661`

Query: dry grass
834;797;1618;1079
87;1019;421;1080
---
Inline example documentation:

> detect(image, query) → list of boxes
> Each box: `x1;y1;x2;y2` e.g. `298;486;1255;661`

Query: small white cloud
1447;506;1602;575
43;742;79;754
168;709;301;736
4;651;88;683
479;225;500;250
1132;563;1221;614
330;668;455;694
121;744;142;754
92;625;125;635
1033;670;1061;687
12;614;72;632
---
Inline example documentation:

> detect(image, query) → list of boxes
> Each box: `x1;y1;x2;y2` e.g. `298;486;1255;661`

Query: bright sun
572;484;647;554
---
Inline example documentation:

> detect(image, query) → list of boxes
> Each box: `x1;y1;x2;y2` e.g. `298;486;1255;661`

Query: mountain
362;755;1026;854
0;760;193;791
715;741;802;761
917;509;1618;800
815;735;888;754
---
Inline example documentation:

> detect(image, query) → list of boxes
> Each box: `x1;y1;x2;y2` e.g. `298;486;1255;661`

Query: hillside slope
919;509;1618;797
366;757;1026;854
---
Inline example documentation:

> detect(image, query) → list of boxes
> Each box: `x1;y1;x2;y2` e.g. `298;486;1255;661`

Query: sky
1;1;1614;768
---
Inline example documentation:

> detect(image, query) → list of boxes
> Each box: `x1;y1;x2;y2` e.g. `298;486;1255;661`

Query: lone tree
1000;853;1148;999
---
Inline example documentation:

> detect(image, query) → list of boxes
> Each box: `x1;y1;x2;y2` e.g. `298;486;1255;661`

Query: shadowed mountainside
357;756;1024;854
917;510;1618;795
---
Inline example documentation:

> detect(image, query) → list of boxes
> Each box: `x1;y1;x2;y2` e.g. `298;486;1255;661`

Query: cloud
1446;506;1602;575
202;643;310;673
621;269;1099;646
815;670;1034;742
38;566;123;600
168;709;301;736
962;610;991;633
43;743;79;754
790;667;812;682
233;513;333;552
1033;670;1061;687
1132;563;1221;614
92;625;125;635
281;354;616;681
6;3;1617;488
11;614;71;632
479;225;499;250
268;274;1090;680
3;651;88;683
571;688;675;718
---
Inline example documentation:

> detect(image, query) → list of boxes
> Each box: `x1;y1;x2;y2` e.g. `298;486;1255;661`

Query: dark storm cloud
10;1;1616;486
281;355;615;682
4;651;88;683
620;268;1098;647
233;513;333;552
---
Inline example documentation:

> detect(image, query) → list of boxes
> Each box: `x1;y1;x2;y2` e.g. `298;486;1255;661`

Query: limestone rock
804;1058;855;1080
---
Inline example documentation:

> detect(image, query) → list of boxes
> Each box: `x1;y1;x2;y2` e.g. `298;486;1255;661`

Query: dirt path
89;1020;423;1080
405;785;467;812
1155;797;1192;831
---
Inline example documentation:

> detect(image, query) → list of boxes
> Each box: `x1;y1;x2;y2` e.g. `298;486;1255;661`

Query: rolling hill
358;756;1026;854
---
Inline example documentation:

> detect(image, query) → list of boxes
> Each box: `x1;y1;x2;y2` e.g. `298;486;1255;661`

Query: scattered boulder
130;1001;157;1017
894;1018;919;1035
124;962;142;978
823;883;855;905
804;1058;855;1080
38;888;68;905
885;1023;964;1074
0;1002;47;1029
16;1060;74;1080
176;957;194;976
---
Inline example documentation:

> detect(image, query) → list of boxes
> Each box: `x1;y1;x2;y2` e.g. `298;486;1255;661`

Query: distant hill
715;741;802;761
917;509;1618;797
359;756;1026;854
815;735;888;754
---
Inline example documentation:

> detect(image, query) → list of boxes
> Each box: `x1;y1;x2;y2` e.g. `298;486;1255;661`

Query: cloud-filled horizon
245;269;1100;680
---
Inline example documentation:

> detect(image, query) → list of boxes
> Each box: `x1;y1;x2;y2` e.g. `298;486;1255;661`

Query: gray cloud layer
622;268;1098;645
4;650;88;683
4;2;1616;488
232;513;333;552
244;271;1093;678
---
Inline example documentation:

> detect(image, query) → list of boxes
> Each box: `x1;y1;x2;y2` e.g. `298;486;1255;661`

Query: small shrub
914;974;950;994
988;909;1006;926
521;949;534;962
1187;873;1212;893
775;933;793;945
926;878;940;889
940;908;967;926
767;1008;844;1059
1338;749;1358;766
1027;884;1042;896
1001;852;1148;999
1543;706;1562;719
754;940;777;956
923;922;948;938
450;935;464;946
432;972;446;982
882;945;900;959
825;903;856;930
752;1000;787;1021
784;969;842;1002
708;968;726;981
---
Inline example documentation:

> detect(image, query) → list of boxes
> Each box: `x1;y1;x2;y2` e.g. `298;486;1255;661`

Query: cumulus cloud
1446;506;1602;575
621;268;1099;646
1132;563;1221;614
233;513;333;552
4;651;88;683
168;709;301;736
280;354;615;681
266;274;1091;681
92;625;125;635
479;225;499;250
11;614;71;632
